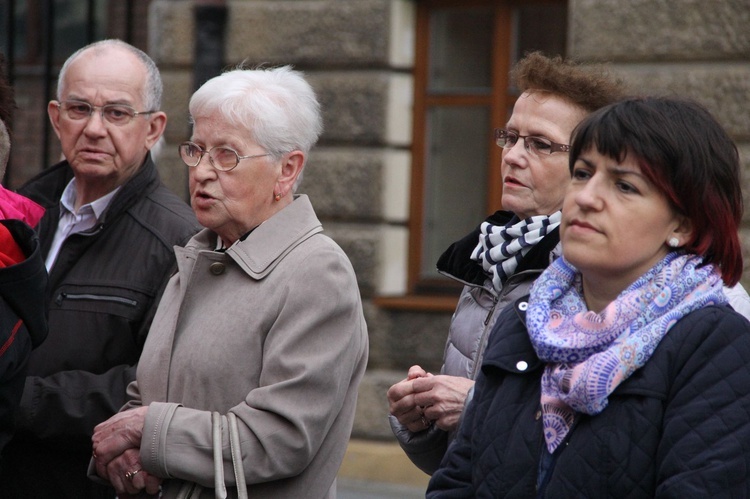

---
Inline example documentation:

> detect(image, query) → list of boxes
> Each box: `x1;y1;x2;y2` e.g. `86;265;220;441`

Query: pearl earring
668;237;679;248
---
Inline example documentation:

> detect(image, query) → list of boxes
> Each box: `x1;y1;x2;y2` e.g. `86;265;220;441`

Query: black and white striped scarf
471;211;562;292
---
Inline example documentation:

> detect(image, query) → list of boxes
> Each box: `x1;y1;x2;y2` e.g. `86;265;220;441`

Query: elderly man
0;40;200;498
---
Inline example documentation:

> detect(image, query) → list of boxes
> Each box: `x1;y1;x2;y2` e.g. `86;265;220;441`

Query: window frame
382;0;567;309
407;0;512;298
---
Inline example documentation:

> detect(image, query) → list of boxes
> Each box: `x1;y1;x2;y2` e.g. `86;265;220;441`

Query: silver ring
420;414;430;427
125;469;142;481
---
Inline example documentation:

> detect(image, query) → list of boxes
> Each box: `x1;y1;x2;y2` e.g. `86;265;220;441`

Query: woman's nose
502;140;530;167
191;154;216;180
574;178;604;209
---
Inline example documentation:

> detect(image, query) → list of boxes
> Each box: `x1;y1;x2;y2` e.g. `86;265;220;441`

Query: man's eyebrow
64;95;135;106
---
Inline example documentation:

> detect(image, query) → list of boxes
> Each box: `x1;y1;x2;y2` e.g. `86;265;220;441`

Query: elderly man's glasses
494;128;570;155
57;100;156;126
179;141;271;172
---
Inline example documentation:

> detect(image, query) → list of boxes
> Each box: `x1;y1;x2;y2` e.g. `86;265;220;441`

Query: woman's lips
566;218;600;235
503;176;527;188
191;191;216;207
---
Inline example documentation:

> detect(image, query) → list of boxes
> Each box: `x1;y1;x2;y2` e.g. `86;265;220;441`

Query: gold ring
125;469;142;480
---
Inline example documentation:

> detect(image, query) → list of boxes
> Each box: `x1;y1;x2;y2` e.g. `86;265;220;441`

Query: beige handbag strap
212;411;228;499
211;411;248;499
228;412;248;499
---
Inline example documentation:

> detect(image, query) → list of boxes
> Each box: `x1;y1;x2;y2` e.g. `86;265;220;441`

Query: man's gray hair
57;39;163;111
188;65;323;190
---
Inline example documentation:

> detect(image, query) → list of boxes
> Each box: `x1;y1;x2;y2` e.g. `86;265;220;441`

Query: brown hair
511;51;626;113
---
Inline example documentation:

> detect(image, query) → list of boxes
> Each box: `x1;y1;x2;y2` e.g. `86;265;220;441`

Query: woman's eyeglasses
179;141;271;172
494;128;570;156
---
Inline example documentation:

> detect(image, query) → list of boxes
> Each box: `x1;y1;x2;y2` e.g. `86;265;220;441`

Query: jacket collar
482;295;662;396
481;295;544;375
98;153;160;224
187;194;323;280
437;210;561;286
20;153;160;222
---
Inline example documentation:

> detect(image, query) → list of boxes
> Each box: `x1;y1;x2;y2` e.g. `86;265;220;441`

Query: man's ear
48;101;63;140
144;111;167;150
276;150;305;198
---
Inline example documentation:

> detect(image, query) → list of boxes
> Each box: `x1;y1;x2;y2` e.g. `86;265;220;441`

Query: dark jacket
428;297;750;498
0;220;48;459
390;211;561;475
1;155;200;498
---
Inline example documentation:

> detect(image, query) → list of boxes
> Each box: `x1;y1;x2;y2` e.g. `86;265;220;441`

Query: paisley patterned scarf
471;211;561;292
526;253;726;453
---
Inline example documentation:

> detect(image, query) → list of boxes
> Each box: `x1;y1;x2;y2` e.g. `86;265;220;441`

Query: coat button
516;360;528;371
209;262;225;275
535;410;542;420
518;301;528;311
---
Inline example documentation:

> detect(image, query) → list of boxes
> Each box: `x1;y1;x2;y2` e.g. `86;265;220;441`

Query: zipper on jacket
483;295;499;326
55;292;137;307
467;294;500;381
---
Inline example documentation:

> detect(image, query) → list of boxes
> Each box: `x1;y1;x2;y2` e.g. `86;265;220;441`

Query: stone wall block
352;369;405;440
614;63;750;139
227;0;392;66
153;143;191;203
740;227;750;286
321;223;380;298
570;0;750;61
367;308;451;372
307;72;390;144
160;70;194;143
149;0;194;66
740;144;750;224
300;148;384;220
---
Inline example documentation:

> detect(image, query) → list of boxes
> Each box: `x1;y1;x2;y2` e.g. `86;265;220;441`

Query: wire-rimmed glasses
179;141;271;172
57;100;157;126
494;128;570;155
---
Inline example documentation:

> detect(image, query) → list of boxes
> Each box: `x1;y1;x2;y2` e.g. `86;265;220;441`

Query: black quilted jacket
428;297;750;498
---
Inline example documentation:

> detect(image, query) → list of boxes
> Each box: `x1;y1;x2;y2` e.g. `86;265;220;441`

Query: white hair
57;39;163;111
189;65;323;188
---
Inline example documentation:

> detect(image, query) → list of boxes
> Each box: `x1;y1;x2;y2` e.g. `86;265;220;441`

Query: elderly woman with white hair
90;66;369;498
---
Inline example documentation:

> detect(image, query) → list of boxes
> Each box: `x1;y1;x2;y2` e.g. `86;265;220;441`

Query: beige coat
125;195;368;498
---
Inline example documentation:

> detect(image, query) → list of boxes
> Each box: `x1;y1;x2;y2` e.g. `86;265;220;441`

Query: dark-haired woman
428;96;750;497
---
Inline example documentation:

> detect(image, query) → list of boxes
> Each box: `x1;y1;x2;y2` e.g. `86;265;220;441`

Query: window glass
421;106;489;280
428;6;494;94
0;0;107;64
54;1;108;62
